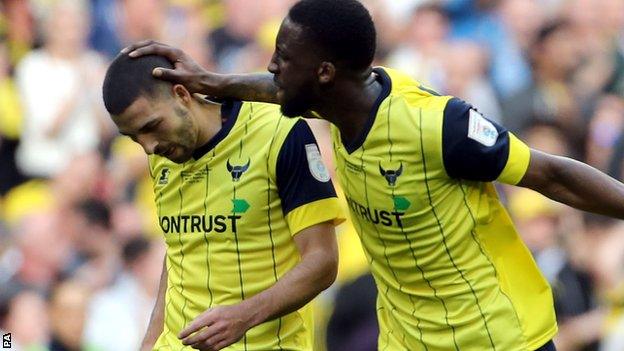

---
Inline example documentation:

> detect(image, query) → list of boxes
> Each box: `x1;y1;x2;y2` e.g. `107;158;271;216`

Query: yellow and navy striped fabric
151;100;343;350
330;67;557;351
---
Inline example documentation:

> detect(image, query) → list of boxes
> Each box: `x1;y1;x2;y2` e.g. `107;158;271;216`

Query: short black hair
288;0;376;71
76;198;111;230
122;236;151;266
102;53;174;115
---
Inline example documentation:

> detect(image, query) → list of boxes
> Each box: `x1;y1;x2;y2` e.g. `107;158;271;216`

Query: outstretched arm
518;149;624;219
121;40;278;103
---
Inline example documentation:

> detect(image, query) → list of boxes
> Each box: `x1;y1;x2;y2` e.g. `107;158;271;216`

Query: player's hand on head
178;304;251;351
120;40;221;95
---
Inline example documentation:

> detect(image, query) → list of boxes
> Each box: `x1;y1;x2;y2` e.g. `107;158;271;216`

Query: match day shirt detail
331;67;557;351
149;101;343;351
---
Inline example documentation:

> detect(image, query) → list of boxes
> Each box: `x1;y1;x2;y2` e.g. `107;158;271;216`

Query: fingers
122;41;184;63
182;326;215;346
120;39;158;54
191;335;226;351
152;67;182;81
179;313;213;339
191;338;231;351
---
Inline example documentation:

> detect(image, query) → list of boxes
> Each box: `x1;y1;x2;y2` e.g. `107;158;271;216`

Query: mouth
273;75;281;88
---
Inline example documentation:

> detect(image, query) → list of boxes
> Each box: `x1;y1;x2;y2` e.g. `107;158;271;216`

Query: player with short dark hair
102;53;344;350
287;0;376;71
122;0;624;350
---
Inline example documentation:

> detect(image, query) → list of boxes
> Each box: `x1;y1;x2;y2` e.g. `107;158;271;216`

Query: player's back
151;101;316;350
331;67;557;351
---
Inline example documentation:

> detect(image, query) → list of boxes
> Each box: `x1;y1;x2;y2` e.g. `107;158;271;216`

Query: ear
318;62;336;84
172;84;192;105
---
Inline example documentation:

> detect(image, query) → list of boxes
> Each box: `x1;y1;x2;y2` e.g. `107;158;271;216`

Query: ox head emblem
379;162;403;187
226;158;251;182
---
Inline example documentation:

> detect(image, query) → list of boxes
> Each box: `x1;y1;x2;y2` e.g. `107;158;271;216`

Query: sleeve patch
305;144;331;182
276;120;338;215
442;97;510;181
468;109;498;147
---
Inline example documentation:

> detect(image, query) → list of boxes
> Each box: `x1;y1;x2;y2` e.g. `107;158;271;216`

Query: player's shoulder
237;101;300;134
377;66;452;111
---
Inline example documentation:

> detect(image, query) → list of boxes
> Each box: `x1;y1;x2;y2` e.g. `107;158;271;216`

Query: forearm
522;153;624;219
141;258;168;350
208;73;278;104
241;249;337;329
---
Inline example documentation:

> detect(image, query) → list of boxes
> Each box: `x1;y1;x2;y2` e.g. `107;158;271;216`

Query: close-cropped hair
102;53;173;115
288;0;376;71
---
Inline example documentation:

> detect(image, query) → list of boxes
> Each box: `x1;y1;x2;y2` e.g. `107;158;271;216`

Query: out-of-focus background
0;0;623;350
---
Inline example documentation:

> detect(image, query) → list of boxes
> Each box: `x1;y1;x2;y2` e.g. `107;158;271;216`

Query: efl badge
305;144;330;182
467;109;498;147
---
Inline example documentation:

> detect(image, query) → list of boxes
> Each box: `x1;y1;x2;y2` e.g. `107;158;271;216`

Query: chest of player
150;149;281;238
332;131;453;234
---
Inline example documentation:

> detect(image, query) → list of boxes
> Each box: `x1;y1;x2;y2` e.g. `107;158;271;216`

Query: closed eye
139;119;161;133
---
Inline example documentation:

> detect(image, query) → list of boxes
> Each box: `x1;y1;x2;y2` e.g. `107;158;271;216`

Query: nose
267;53;278;74
136;134;158;155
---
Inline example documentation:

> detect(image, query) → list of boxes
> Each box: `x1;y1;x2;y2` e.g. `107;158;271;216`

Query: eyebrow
117;114;160;137
137;117;160;133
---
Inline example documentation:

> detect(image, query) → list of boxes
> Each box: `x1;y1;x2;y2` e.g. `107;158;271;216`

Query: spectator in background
83;237;163;351
12;211;71;290
502;19;585;156
48;280;92;351
119;0;166;47
564;0;623;120
509;121;605;351
485;0;543;99
0;0;35;64
15;0;110;179
65;199;120;290
209;0;265;72
386;2;449;89
1;287;49;350
442;40;502;122
586;95;624;172
0;36;25;195
163;1;214;70
88;0;124;58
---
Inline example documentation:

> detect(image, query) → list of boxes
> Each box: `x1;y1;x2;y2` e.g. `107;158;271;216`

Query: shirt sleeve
276;119;345;235
442;97;531;185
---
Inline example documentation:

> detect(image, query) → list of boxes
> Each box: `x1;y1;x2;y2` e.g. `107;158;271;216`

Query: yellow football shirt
151;100;343;350
330;67;557;351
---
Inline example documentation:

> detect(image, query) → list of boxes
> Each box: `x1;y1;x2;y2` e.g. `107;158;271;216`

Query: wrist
239;297;270;330
199;72;226;96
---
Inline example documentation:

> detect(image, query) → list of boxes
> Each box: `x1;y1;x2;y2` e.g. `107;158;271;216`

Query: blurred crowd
0;0;624;350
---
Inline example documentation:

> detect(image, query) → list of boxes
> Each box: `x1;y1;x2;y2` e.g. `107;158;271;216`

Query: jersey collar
342;67;392;154
192;99;242;160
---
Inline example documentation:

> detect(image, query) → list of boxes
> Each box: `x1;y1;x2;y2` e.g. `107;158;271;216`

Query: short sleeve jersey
151;100;344;350
331;67;556;351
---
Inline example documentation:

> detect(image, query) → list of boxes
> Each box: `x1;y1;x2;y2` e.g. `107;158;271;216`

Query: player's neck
192;99;223;149
315;72;382;145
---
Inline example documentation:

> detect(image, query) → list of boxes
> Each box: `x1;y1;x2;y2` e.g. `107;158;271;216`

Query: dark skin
122;21;624;217
125;17;382;146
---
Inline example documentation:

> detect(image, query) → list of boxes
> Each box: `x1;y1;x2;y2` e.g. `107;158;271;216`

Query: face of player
112;92;197;163
268;17;323;117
